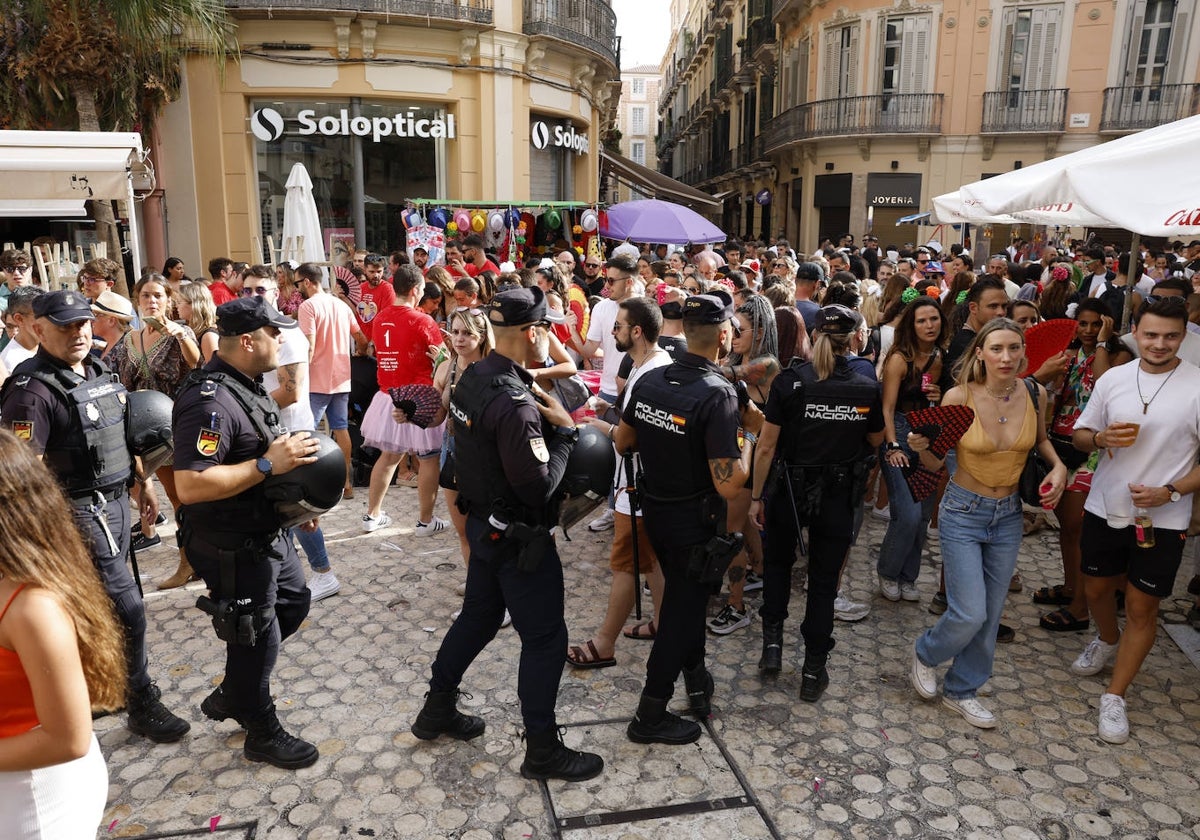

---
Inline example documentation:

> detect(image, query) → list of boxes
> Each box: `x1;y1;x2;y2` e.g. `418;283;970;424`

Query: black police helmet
561;424;615;498
262;433;347;528
125;389;174;480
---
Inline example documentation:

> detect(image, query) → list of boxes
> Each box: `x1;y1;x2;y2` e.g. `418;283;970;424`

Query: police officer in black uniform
411;286;603;783
616;290;763;745
749;304;885;700
172;296;322;769
0;290;189;742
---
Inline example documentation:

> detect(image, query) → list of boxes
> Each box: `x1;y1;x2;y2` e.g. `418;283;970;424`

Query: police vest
3;355;131;495
177;368;284;532
450;362;555;525
776;359;878;467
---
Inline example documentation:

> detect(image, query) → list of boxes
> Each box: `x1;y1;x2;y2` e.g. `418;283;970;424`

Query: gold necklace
984;380;1018;424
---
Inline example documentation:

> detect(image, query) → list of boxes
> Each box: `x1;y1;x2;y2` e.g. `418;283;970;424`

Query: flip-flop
566;640;616;670
1032;584;1072;605
1039;607;1089;632
622;620;657;641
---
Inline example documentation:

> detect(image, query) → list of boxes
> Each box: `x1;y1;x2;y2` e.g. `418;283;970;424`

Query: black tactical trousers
641;539;711;700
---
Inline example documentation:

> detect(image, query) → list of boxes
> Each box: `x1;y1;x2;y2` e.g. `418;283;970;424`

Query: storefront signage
530;120;589;156
250;106;456;144
867;173;922;207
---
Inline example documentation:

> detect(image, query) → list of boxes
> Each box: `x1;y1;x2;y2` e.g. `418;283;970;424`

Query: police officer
0;290;189;742
411;286;603;783
749;304;885;700
172;296;322;769
615;290;763;745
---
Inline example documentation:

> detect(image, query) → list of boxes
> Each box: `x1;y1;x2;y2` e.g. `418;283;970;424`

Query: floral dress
1051;347;1099;492
107;324;198;398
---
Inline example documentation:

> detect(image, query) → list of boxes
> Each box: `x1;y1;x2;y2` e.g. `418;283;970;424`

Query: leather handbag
1018;378;1052;507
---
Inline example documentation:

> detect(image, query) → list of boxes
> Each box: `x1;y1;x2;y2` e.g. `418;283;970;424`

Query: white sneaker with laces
1071;636;1118;676
743;570;764;592
308;571;340;602
899;582;920;602
362;512;392;533
415;516;449;536
707;604;750;635
1098;693;1129;743
942;695;997;729
911;649;938;699
879;574;902;601
833;592;870;622
588;509;615;531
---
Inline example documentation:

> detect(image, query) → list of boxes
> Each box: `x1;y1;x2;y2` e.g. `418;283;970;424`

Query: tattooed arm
270;362;305;410
727;355;781;387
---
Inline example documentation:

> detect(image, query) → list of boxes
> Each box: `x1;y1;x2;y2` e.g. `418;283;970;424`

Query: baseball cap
215;296;297;336
91;290;134;321
33;290;95;325
682;289;734;324
814;304;864;335
659;301;684;321
924;261;946;275
795;262;824;283
485;286;563;327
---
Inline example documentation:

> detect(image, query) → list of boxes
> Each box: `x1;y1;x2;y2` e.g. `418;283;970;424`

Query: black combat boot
127;682;191;743
410;689;485;741
200;684;246;727
520;727;604;782
759;621;784;674
243;703;319;769
682;663;714;718
799;650;830;702
626;694;702;745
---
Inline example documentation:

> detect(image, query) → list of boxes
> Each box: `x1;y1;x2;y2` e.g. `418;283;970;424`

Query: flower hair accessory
926;286;940;298
901;287;920;304
1051;265;1070;282
956;290;969;305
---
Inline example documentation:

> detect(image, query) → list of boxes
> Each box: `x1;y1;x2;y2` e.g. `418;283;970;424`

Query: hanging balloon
488;211;505;233
446;221;458;233
454;209;471;231
428;208;448;229
580;209;598;232
471;211;486;232
544;209;561;229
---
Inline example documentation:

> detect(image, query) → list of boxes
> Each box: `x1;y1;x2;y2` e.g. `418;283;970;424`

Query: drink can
921;373;932;391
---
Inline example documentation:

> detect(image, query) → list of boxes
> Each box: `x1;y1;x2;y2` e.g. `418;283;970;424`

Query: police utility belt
770;456;875;520
478;508;553;574
639;483;744;586
186;520;282;647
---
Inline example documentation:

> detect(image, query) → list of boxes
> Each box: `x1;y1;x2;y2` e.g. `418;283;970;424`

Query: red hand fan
332;265;363;307
901;464;944;502
387;384;442;429
903;405;976;459
1023;318;1077;379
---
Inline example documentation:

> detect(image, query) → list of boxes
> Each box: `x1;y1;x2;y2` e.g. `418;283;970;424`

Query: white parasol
281;162;328;267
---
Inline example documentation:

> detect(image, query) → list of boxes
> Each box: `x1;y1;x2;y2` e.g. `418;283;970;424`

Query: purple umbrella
600;199;725;245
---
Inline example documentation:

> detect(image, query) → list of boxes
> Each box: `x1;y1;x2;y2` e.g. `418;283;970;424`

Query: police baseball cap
683;289;734;325
91;290;134;321
33;290;95;325
216;296;297;336
486;285;564;327
814;304;864;335
795;262;824;283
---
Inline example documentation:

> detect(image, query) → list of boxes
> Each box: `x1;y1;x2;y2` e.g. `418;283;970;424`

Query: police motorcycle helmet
561;424;615;499
125;389;175;480
263;432;347;528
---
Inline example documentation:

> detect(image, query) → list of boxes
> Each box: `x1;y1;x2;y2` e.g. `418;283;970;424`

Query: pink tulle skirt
361;390;445;455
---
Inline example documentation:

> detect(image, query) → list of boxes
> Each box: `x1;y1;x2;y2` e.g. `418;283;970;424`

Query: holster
687;531;745;585
183;517;280;647
505;520;552;573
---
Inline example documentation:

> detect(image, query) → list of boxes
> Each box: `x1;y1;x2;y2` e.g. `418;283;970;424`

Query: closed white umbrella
281;162;327;267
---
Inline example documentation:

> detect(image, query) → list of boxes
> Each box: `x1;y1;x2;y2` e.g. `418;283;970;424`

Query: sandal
1039;607;1089;632
622;620;657;641
566;640;616;670
1032;584;1073;606
396;471;419;488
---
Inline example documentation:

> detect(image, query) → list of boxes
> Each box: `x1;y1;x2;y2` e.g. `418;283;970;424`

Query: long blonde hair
811;331;854;380
0;431;126;709
177;282;217;336
955;317;1027;387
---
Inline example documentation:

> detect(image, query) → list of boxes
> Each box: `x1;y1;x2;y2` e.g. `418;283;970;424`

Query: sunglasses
81;274;110;284
585;263;602;269
916;258;930;264
243;286;277;296
731;323;744;337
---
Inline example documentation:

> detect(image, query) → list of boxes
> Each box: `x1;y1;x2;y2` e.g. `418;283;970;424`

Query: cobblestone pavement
98;488;1200;839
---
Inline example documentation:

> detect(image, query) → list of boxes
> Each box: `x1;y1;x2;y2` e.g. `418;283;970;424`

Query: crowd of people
1;226;1199;832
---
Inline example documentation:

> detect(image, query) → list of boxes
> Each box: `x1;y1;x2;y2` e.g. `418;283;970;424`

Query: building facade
152;1;619;269
612;65;662;203
657;0;1200;251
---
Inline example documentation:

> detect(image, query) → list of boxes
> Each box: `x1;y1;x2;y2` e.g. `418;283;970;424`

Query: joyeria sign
250;106;456;143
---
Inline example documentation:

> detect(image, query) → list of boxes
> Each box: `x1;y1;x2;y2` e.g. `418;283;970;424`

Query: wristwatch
1166;483;1181;503
886;442;903;452
556;426;580;443
256;457;273;477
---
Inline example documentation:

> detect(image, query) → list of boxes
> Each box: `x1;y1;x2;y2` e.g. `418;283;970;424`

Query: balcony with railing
524;0;619;67
1100;84;1200;132
761;93;942;152
980;89;1067;133
226;0;494;25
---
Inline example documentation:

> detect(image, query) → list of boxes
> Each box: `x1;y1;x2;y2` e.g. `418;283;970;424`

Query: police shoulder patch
11;420;33;441
529;436;549;463
196;428;221;456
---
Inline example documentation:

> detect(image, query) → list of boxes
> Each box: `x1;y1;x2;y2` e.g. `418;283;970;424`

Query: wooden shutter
1026;6;1061;90
1122;0;1148;84
898;15;932;93
823;27;841;99
845;25;860;98
1167;0;1192;84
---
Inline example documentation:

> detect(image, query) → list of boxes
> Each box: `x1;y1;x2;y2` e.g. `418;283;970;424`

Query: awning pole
125;174;142;282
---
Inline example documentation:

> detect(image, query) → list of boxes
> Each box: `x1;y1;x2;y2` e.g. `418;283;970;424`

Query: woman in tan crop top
904;318;1067;730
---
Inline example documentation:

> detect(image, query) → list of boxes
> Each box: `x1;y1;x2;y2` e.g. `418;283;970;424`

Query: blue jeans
877;414;937;584
292;526;330;573
915;481;1022;699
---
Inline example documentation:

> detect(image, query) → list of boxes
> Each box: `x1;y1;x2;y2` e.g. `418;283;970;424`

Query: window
1128;0;1179;88
631;141;646;166
631;107;646;135
632;78;645;95
822;24;859;100
880;15;931;97
999;6;1061;94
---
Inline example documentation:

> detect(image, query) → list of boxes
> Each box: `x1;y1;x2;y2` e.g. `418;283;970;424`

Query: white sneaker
456;581;467;597
501;609;512;628
911;648;938;699
926;525;939;541
942;695;997;729
743;570;764;592
1071;636;1118;676
879;574;901;601
1098;693;1129;744
833;592;870;622
899;582;920;602
415;516;449;537
707;603;750;635
308;571;340;602
871;506;891;521
588;509;615;531
362;512;392;532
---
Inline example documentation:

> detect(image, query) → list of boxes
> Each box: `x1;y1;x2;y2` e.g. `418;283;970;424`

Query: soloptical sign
250;106;456;143
530;120;589;156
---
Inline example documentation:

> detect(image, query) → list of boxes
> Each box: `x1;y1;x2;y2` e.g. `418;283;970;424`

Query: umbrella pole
1121;232;1140;334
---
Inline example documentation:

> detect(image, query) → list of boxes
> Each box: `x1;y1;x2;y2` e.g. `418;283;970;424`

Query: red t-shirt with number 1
372;304;444;389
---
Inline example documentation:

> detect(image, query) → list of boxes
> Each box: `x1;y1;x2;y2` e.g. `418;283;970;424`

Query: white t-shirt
1074;359;1200;530
1120;330;1200;367
261;329;315;432
612;347;672;516
586;298;626;397
0;340;34;373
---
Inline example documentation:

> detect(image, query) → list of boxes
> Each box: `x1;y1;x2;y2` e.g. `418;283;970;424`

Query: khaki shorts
610;511;658;574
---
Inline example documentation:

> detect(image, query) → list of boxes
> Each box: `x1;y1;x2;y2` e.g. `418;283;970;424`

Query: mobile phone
735;380;750;410
142;315;165;331
657;284;668;305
